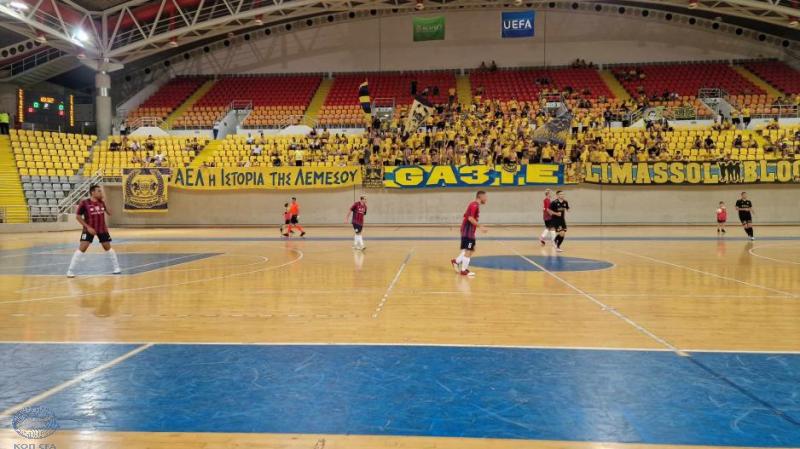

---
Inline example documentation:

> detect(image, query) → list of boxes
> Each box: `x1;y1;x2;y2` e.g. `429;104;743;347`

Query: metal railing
240;114;306;130
0;47;66;79
171;100;253;130
57;171;103;215
125;116;165;132
698;88;729;100
2;171;104;223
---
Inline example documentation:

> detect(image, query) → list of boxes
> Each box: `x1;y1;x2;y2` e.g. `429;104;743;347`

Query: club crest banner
383;164;565;188
578;160;800;184
123;167;170;212
170;166;362;190
405;96;436;131
362;164;385;189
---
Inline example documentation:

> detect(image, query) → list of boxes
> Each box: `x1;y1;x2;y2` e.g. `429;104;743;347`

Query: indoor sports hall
0;0;799;448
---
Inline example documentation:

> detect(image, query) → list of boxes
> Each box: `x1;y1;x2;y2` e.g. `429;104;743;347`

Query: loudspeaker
411;80;417;95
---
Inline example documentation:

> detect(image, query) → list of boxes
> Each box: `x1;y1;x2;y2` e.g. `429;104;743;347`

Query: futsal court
0;225;798;449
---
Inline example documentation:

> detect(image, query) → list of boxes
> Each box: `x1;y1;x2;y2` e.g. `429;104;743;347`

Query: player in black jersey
735;191;755;240
548;190;570;252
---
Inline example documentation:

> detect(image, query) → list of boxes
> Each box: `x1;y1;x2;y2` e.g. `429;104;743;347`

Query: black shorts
80;231;111;243
290;215;299;224
460;237;476;250
544;219;554;229
739;212;752;224
352;223;363;234
284;219;291;225
717;219;726;224
551;219;567;232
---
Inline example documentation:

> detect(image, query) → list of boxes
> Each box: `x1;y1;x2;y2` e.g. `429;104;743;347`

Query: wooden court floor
0;225;799;449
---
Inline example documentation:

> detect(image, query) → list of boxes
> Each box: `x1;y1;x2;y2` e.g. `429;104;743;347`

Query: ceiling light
34;32;46;43
73;28;89;42
8;1;29;11
790;17;799;27
168;37;178;47
688;0;699;9
254;15;263;25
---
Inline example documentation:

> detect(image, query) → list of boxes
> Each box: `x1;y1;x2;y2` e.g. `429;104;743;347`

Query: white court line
419;291;788;299
616;249;798;298
3;340;800;354
372;248;415;319
499;242;685;355
0;340;671;351
748;244;800;266
0;249;303;306
14;253;208;293
0;343;153;420
162;254;269;273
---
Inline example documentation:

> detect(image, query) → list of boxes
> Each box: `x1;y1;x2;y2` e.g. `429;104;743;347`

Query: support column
95;71;111;140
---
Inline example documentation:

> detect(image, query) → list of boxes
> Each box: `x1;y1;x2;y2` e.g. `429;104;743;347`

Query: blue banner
383;164;565;188
502;11;535;38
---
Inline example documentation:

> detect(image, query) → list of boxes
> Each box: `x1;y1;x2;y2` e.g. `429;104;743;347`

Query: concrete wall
0;83;18;123
167;9;786;76
106;184;800;226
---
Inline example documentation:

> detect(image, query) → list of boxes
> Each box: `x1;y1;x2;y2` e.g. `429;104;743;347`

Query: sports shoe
451;258;460;273
300;232;306;237
460;270;475;277
282;233;289;237
749;236;755;241
556;247;564;252
112;268;121;274
539;238;546;246
66;271;75;278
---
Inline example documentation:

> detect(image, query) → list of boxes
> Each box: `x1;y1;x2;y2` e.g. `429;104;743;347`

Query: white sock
540;228;548;239
456;250;465;263
107;248;120;272
354;234;359;246
461;257;470;271
549;230;557;242
67;250;83;274
358;235;364;246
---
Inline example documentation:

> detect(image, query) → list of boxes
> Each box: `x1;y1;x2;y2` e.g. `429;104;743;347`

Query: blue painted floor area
1;344;797;446
0;252;220;276
0;344;141;411
469;255;613;272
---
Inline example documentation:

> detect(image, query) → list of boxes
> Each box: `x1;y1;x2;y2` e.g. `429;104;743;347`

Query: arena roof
0;0;798;85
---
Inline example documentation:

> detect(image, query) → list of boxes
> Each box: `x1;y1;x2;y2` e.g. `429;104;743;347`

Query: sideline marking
748;243;800;266
617;249;797;298
0;343;153;420
500;242;686;355
372;248;415;319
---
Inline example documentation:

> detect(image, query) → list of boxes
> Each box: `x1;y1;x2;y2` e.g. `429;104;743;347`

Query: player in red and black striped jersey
451;191;487;277
346;196;368;250
66;184;121;277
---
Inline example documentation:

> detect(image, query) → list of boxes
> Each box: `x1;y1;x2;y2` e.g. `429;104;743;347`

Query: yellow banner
170;166;362;190
383;164;567;188
579;161;800;185
123;167;169;212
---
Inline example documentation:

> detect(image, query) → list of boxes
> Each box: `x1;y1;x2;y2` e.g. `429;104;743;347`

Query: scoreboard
17;89;74;127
